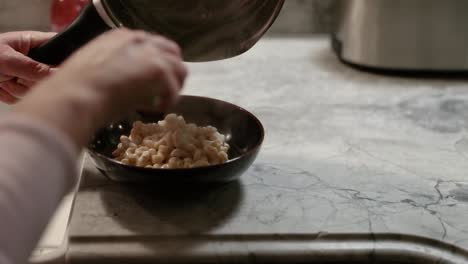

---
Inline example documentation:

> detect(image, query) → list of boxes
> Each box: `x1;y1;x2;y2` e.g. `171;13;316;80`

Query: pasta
112;114;229;169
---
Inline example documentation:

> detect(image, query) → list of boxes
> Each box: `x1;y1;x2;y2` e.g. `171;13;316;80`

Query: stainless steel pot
29;0;284;65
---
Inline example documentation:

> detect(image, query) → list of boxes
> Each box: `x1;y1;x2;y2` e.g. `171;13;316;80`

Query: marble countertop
68;37;468;263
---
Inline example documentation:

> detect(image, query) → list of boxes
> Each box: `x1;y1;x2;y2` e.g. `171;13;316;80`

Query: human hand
0;31;56;104
15;29;188;147
58;28;187;114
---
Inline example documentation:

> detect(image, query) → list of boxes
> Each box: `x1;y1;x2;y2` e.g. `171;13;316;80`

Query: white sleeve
0;114;79;264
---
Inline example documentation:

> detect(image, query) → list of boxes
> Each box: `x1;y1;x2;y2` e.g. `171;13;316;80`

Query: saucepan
29;0;285;65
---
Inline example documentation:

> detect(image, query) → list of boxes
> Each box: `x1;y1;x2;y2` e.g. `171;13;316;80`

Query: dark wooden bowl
87;95;264;183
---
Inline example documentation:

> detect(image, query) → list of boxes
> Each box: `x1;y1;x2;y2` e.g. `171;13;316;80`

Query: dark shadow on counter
96;179;243;251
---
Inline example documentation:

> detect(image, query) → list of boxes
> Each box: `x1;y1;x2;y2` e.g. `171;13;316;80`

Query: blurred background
0;0;336;34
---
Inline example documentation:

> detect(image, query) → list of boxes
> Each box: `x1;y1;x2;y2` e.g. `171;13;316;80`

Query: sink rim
67;232;468;263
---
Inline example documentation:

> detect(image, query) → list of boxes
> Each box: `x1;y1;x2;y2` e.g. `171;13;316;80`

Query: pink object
0;113;79;264
50;0;90;32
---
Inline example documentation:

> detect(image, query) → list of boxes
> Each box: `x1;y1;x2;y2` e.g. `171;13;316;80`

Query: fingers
152;59;182;111
16;78;36;88
148;34;186;86
36;28;188;120
0;73;13;82
0;67;55;103
0;88;18;104
146;50;187;110
160;53;188;88
128;32;187;110
0;76;38;104
1;31;57;52
0;31;55;90
0;79;28;98
150;36;182;57
0;48;52;82
128;30;182;57
147;34;187;99
24;31;57;49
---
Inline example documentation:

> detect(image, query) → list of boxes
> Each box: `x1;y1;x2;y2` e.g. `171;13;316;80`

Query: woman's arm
0;31;57;104
0;28;187;264
0;114;79;264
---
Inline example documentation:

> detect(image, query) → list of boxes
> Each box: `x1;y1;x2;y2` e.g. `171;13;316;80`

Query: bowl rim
87;95;265;172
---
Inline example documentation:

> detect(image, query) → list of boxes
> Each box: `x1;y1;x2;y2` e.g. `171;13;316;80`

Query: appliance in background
331;0;468;72
51;0;89;32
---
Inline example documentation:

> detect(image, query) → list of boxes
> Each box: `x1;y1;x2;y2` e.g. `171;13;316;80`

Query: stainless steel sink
67;233;468;264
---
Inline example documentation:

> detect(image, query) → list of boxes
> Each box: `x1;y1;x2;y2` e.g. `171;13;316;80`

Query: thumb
0;49;52;81
25;32;57;49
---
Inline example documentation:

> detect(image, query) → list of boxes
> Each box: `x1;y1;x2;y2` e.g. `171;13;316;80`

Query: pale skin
0;31;58;103
11;28;188;147
0;28;188;263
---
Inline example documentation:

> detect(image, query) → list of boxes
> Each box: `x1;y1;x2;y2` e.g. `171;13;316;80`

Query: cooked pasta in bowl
112;114;230;169
87;95;264;183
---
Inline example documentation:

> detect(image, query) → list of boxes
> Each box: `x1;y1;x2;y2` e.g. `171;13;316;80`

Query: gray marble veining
69;37;468;261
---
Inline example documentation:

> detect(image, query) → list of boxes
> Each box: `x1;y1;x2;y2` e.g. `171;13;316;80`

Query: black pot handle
28;3;112;66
